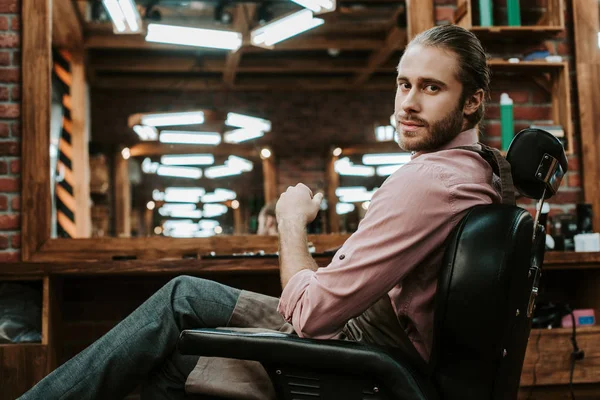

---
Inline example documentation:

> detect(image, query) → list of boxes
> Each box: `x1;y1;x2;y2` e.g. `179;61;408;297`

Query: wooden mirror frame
22;0;349;262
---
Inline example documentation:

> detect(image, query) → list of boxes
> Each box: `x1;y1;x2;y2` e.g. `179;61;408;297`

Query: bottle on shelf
500;93;514;152
478;0;494;26
507;0;522;26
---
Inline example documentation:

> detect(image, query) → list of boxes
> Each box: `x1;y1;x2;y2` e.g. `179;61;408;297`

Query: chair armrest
178;328;438;400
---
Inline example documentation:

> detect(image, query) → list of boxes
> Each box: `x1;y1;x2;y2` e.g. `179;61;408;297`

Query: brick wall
0;0;20;262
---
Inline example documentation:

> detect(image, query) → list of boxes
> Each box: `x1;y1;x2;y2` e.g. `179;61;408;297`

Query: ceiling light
251;9;324;47
390;114;396;128
141;111;205;127
291;0;336;14
143;158;159;174
157;165;202;179
160;154;215;165
362;201;370;210
121;147;131;160
198;219;220;230
204;165;243;179
260;148;272;159
157;187;206;203
362;153;412;165
223;128;265;143
146;23;243;51
335;186;367;197
202;189;237;203
375;125;395;142
377;164;404;176
225;113;272;132
214;226;223;234
163;219;195;229
332;147;342;157
339;190;376;203
226;155;253;172
133;125;158;141
154;226;163;235
203;203;228;216
334;157;375;177
102;0;142;34
231;200;240;209
146;201;155;210
159;131;221;145
336;203;355;215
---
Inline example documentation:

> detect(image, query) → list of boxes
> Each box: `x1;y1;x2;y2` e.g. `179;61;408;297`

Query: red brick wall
0;0;20;262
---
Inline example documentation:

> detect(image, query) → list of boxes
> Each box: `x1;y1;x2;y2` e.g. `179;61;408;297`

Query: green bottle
507;0;521;26
479;0;493;26
500;93;514;151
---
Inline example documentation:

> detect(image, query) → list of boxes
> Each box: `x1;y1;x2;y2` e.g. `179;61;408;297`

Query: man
20;24;502;399
256;201;278;236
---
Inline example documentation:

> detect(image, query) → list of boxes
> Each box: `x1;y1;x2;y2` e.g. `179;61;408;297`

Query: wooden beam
70;50;92;238
92;75;396;91
129;142;259;159
262;156;277;203
85;34;383;51
224;4;257;87
354;26;406;85
573;0;600;234
326;153;340;233
22;0;52;260
114;151;131;238
405;0;434;40
52;0;84;49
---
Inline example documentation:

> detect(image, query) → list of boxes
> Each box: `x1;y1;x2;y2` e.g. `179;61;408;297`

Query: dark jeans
18;276;241;400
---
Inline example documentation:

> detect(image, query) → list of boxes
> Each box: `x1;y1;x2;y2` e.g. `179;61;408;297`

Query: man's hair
407;24;491;128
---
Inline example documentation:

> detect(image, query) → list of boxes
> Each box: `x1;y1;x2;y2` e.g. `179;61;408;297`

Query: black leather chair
178;128;568;400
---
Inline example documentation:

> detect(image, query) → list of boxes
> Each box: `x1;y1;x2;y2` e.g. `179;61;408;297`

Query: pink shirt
277;128;502;361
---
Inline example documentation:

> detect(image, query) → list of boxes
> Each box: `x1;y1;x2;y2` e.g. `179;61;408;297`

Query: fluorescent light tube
339;190;375;203
291;0;336;14
142;158;159;174
336;203;355;215
160;203;196;212
202;189;237;203
203;203;228;215
335;186;367;197
102;0;126;32
103;0;142;34
377;164;404;176
165;188;206;197
225;113;272;132
160;131;221;145
334;157;375;177
251;9;324;47
163;220;195;229
198;220;220;230
362;153;412;165
166;210;203;219
223;129;265;144
205;165;242;179
146;23;243;51
141;111;205;127
157;165;202;179
161;154;215;165
133;125;158;141
118;0;140;32
375;125;395;142
194;230;215;238
226;155;253;172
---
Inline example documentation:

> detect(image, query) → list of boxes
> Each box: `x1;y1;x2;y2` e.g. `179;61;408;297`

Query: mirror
47;0;409;240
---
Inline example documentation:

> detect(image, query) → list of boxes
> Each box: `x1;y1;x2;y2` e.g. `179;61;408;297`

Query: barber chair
178;128;568;400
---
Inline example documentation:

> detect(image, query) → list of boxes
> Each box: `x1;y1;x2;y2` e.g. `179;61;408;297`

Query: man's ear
266;215;276;229
463;89;484;117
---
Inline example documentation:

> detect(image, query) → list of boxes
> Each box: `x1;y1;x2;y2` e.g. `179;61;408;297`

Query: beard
396;100;466;152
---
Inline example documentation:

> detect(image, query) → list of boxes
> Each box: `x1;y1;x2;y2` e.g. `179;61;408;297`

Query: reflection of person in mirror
20;24;505;399
257;201;278;236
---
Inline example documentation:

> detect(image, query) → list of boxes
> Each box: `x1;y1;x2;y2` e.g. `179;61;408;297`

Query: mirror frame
21;0;349;262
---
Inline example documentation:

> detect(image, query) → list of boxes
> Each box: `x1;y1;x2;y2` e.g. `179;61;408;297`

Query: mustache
397;115;429;127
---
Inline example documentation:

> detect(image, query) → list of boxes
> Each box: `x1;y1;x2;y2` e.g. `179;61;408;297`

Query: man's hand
276;183;323;227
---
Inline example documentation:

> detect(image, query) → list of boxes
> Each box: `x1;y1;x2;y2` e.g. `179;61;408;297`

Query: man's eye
424;85;440;93
398;82;410;90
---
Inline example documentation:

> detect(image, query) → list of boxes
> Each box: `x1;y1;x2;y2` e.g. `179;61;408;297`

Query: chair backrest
429;128;567;400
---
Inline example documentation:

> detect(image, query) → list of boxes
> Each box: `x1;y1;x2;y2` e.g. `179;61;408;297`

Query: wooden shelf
544;251;600;270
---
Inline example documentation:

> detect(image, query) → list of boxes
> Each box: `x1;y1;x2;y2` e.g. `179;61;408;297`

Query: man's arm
275;184;323;289
278;217;318;289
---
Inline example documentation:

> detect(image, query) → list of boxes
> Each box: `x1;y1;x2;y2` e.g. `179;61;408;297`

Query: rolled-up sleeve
277;163;465;339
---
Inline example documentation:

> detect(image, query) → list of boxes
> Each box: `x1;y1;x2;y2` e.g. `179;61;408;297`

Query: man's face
394;44;467;152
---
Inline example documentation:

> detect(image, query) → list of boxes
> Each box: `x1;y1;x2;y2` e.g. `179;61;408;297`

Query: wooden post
406;0;435;41
114;150;131;237
70;51;92;237
327;153;340;233
262;154;277;203
233;205;243;235
22;0;52;260
573;0;600;233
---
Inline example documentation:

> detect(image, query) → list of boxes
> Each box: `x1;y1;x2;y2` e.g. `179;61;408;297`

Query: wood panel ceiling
69;0;409;90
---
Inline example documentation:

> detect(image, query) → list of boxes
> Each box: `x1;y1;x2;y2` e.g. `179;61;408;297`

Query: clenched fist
276;183;323;227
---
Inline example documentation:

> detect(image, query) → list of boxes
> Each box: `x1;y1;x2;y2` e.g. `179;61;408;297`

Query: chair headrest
506;128;568;200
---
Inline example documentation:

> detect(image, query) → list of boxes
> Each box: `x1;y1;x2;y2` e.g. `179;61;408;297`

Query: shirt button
339;254;345;260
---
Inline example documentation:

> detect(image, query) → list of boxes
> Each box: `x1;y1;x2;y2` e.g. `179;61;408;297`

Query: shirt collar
410;128;479;160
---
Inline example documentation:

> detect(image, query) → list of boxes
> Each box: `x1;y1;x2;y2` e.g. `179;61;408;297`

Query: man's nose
401;89;421;114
